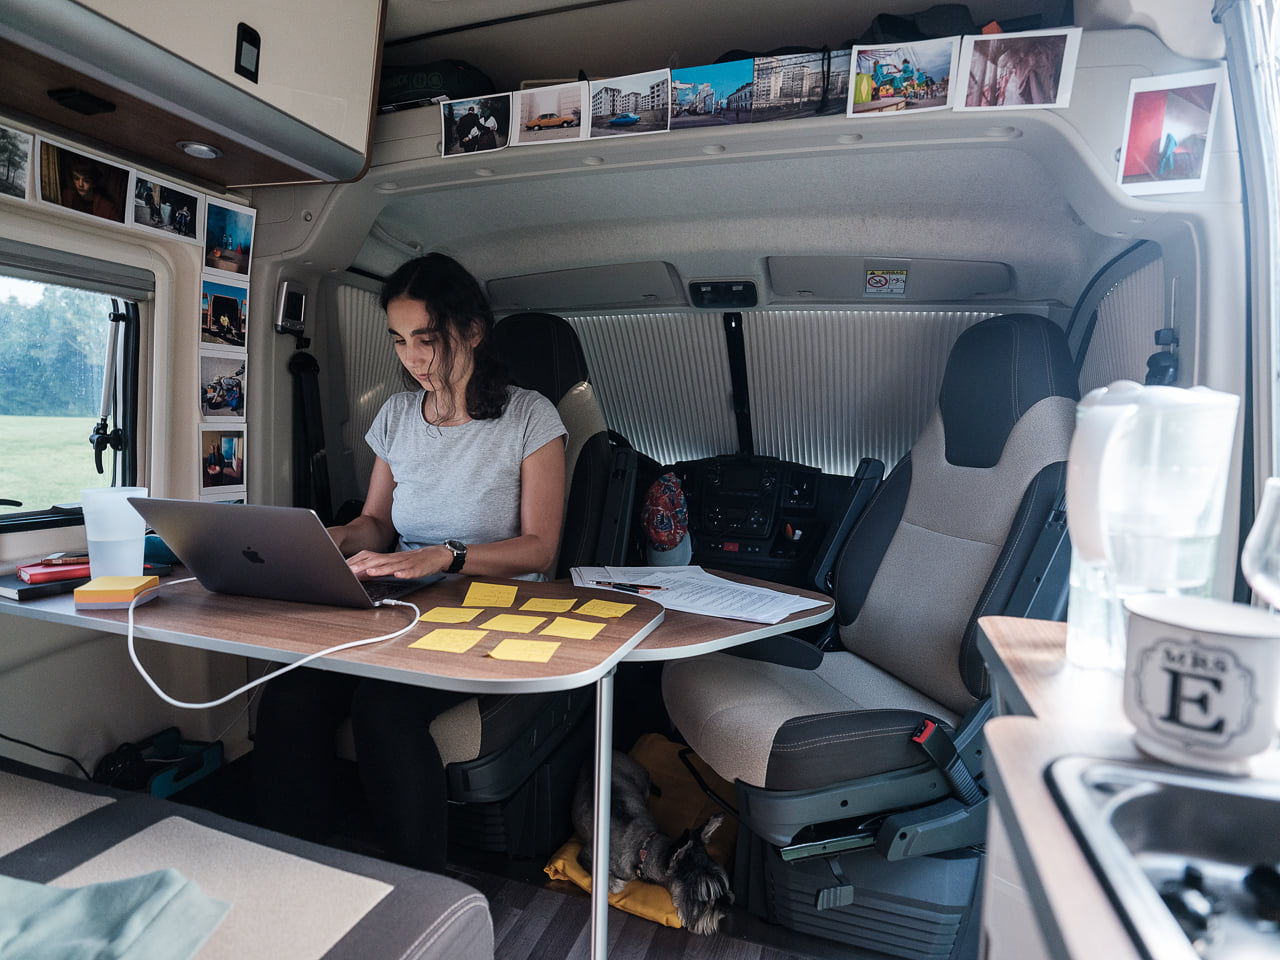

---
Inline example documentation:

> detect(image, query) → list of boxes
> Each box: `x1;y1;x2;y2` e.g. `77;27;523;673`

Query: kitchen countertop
976;615;1280;960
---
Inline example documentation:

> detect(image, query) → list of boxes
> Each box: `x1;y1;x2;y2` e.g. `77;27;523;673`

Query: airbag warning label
865;269;907;297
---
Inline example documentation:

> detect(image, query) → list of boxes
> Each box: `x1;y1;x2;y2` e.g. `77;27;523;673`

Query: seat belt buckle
911;719;936;745
910;718;984;806
911;718;958;766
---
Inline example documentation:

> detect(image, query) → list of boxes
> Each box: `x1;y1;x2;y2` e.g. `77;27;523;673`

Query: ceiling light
177;140;222;160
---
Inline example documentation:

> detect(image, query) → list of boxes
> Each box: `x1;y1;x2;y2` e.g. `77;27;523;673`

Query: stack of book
0;557;92;601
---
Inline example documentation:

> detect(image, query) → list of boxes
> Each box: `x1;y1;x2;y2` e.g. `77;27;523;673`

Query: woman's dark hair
381;253;509;420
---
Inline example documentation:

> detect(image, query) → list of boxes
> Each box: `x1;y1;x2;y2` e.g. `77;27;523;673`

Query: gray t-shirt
365;386;566;552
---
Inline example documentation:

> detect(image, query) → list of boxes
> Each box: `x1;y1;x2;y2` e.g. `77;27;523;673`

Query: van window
0;272;139;530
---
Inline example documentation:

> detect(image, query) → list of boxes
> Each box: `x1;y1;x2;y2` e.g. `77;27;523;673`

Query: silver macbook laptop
129;498;441;609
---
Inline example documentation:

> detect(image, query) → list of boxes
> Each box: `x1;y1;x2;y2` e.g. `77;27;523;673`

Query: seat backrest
832;314;1079;715
491;311;624;577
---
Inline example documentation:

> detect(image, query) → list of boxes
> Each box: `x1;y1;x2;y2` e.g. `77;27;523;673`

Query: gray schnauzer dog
571;750;733;935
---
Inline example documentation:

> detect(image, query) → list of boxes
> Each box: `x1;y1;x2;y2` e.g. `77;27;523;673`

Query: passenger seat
661;313;1080;955
428;311;635;859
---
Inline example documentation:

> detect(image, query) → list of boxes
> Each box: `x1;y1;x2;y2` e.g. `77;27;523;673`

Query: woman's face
386;295;477;394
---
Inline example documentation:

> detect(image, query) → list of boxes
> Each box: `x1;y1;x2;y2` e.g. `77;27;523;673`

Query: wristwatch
443;539;467;574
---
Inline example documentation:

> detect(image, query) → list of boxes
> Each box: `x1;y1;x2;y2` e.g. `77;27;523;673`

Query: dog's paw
608;877;628;894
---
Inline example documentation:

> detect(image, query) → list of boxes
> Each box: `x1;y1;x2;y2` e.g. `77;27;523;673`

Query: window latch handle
89;420;123;475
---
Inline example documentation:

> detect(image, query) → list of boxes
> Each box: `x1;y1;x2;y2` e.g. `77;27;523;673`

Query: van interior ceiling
0;2;1270;960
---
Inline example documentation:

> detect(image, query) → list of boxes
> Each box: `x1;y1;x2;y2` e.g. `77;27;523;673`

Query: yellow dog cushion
543;733;735;929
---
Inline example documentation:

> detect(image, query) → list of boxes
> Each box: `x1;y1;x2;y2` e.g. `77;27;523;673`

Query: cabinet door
81;0;383;154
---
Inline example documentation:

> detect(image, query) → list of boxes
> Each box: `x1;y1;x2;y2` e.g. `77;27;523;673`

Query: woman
253;253;566;871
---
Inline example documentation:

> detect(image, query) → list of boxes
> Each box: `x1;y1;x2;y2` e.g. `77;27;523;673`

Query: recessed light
177;141;222;160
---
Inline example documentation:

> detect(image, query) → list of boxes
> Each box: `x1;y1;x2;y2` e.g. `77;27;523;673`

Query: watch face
445;539;465;555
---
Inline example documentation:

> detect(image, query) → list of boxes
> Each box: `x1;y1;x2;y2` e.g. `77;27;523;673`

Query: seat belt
1004;490;1070;621
288;351;332;524
911;719;984;806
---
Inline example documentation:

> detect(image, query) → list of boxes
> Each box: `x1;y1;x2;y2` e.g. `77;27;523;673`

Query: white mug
1124;595;1280;775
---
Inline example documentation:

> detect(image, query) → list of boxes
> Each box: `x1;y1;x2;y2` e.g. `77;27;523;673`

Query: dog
571;750;733;935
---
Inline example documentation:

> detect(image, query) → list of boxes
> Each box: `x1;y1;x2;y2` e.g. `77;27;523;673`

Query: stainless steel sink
1046;756;1280;960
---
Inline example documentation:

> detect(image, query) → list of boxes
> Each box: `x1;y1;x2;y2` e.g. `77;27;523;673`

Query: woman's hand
346;545;450;580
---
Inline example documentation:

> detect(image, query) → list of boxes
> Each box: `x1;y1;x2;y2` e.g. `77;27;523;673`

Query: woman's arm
346;436;567;580
328;456;399;557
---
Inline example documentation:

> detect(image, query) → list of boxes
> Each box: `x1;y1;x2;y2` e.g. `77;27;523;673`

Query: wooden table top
28;574;666;694
2;568;833;685
625;570;834;661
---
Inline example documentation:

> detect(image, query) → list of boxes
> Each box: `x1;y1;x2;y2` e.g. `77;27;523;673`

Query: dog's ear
669;828;695;866
697;812;725;845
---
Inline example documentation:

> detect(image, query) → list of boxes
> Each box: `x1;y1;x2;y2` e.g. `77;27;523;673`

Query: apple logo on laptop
242;547;266;564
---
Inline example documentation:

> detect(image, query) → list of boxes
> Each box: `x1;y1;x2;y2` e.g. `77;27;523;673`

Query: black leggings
252;668;470;872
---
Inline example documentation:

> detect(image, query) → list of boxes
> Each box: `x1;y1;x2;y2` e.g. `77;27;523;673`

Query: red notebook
16;561;94;584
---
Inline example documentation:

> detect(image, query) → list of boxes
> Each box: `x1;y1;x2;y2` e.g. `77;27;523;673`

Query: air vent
47;86;116;116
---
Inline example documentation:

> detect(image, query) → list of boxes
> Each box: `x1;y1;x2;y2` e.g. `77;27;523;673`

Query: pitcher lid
1080;380;1239;411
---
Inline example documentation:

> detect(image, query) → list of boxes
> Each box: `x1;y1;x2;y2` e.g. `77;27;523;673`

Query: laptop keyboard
361;575;442;602
362;578;413;602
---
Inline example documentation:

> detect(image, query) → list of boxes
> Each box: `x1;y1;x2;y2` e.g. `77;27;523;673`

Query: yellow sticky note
481;613;545;634
489;638;560;663
521;597;576;613
575;598;634;619
409;629;486;653
541;617;606;640
419;606;482;624
463;582;518;607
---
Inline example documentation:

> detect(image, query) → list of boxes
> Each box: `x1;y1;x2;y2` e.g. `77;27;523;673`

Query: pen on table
590;580;666;593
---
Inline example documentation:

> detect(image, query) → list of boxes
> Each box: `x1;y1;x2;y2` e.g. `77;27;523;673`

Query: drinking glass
1242;477;1280;609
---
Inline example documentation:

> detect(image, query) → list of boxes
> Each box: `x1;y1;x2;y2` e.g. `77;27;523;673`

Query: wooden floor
447;864;879;960
170;753;895;960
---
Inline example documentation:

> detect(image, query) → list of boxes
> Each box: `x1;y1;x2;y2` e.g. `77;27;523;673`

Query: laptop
130;498;441;609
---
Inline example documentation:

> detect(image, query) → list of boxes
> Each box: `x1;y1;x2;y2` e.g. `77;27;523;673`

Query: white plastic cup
80;487;148;578
1123;595;1280;775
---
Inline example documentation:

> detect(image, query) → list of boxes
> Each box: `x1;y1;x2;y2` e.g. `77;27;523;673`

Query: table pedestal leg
590;668;614;960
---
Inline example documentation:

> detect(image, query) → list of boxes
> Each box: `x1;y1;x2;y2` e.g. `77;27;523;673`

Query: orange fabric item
543;733;735;928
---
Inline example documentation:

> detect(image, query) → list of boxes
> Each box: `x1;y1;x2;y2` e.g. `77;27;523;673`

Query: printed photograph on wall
441;93;512;156
204;199;255;278
1117;68;1223;196
132;176;201;242
200;427;245;492
199;351;247;420
36;140;129;223
750;50;850;122
671;59;755;128
201;278;249;348
956;27;1082;111
511;83;587;146
589;70;671;138
848;38;960;116
0;123;33;200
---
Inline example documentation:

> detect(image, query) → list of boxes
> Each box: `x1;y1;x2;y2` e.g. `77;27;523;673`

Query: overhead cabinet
0;0;384;187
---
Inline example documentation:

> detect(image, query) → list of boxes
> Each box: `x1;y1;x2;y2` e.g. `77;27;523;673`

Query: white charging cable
125;578;422;709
